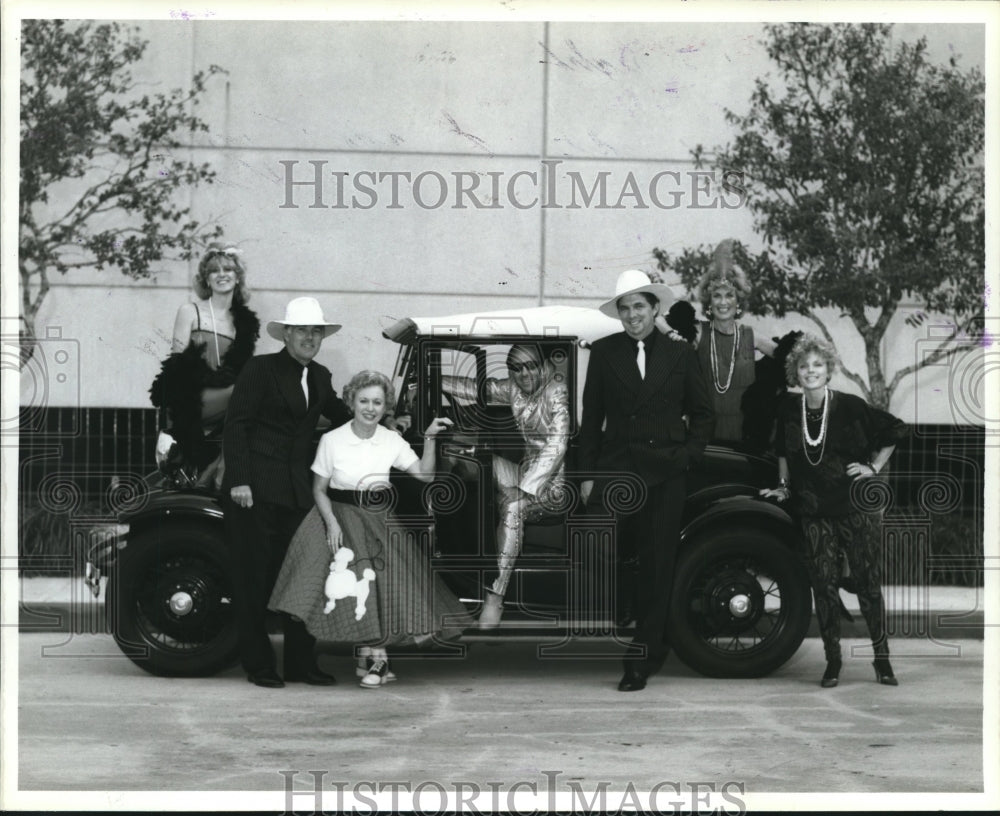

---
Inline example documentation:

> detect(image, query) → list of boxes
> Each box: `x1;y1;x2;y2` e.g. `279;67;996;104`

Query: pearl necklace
207;299;222;367
709;322;739;394
802;387;830;466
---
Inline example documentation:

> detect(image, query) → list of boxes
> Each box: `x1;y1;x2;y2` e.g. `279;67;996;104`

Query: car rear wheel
107;521;238;677
667;530;811;678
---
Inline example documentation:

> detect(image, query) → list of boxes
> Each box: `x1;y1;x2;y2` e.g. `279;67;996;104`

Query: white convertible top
382;305;623;345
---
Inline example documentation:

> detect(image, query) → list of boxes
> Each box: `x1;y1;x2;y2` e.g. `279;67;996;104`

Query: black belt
327;488;389;507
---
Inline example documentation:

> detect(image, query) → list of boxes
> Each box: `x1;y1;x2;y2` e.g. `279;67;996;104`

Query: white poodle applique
323;547;376;620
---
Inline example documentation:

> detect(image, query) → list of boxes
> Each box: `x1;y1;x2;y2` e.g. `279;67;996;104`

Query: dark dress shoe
247;669;285;688
617;663;648;692
285;668;337;686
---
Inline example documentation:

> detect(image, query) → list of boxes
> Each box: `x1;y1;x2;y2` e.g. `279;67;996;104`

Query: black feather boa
149;301;260;469
740;330;803;454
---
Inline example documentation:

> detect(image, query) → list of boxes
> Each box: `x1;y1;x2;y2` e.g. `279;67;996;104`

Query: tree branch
787;35;837;132
21;261;50;325
887;328;976;395
18;20;224;368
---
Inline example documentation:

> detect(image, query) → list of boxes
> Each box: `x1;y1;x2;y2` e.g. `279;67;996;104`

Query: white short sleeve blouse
311;423;419;491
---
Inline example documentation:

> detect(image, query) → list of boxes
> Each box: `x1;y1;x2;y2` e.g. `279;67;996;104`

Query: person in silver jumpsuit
443;344;570;628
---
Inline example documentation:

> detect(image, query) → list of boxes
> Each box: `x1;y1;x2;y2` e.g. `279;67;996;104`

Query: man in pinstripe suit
222;297;353;688
579;271;714;691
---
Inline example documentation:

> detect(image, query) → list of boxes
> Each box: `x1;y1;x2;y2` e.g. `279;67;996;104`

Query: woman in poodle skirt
269;370;471;688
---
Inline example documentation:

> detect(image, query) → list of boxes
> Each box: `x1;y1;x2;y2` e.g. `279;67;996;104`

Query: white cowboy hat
598;270;675;319
266;297;342;341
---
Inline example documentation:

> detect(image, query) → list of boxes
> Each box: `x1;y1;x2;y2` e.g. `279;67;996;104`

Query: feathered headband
204;245;243;257
699;239;749;295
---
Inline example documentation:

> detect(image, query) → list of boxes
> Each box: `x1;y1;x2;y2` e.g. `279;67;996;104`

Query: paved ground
9;632;990;810
17;577;988;639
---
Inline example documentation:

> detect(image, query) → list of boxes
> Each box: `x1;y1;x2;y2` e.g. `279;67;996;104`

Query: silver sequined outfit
443;370;570;595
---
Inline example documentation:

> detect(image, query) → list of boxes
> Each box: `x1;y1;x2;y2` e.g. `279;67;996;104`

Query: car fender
680;494;799;552
84;488;224;595
121;487;224;530
97;489;223;567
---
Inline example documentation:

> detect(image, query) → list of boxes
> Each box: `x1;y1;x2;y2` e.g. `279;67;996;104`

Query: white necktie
636;339;646;379
301;366;309;407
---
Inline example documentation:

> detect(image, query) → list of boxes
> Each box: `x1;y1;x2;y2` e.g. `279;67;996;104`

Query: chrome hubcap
168;591;194;616
728;593;752;618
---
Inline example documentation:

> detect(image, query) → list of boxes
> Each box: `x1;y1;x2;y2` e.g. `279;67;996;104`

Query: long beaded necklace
802;387;830;466
207;259;236;368
207;299;222;368
709;322;740;394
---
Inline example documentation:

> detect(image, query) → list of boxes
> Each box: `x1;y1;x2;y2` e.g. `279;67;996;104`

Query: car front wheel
106;521;238;677
667;529;812;678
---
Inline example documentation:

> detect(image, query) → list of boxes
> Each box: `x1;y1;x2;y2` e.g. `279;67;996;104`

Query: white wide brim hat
598;269;675;319
266;296;342;341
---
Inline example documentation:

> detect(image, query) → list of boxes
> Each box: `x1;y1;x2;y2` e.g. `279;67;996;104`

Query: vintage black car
87;305;812;679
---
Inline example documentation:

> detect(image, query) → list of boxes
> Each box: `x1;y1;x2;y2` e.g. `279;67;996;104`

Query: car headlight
88;523;130;546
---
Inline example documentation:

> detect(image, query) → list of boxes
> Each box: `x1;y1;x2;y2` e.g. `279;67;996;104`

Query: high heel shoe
478;589;504;629
820;660;842;688
873;658;898;686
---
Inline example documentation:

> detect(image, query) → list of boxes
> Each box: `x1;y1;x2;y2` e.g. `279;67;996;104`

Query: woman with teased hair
695;239;776;442
760;334;908;688
270;370;471;688
150;242;259;486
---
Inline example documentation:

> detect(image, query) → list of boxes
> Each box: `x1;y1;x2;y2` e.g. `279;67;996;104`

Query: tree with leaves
19;19;224;366
655;23;985;410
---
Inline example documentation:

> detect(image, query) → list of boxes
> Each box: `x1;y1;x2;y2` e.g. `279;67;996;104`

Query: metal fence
885;424;985;518
18;407;985;515
16;407;986;587
19;406;159;515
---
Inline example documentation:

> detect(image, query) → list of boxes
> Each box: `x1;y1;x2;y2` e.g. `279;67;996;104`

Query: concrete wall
20;20;988;424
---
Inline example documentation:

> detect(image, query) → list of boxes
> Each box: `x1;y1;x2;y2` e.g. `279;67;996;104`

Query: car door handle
443;444;476;457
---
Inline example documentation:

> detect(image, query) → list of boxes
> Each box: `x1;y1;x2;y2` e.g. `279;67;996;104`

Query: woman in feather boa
150;243;260;487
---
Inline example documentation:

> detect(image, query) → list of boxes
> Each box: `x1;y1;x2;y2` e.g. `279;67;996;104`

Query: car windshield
394;339;574;436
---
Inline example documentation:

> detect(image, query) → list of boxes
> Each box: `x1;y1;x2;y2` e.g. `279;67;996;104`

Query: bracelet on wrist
867;461;879;474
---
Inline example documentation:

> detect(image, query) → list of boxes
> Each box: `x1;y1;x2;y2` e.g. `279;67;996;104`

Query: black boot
873;657;898;686
821;659;842;688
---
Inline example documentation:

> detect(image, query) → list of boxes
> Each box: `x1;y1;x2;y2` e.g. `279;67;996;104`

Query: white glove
155;431;177;464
